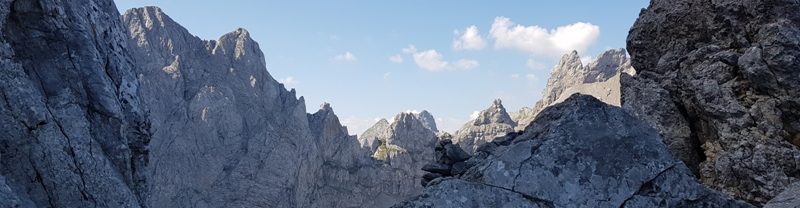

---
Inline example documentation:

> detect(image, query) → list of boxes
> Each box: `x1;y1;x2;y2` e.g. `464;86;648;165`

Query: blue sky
114;0;649;134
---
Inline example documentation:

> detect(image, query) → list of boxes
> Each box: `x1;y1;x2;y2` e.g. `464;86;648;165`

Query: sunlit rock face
125;6;323;207
622;0;800;204
512;48;634;131
452;99;516;154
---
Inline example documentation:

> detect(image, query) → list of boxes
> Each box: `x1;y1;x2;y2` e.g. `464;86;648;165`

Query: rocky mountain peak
584;48;630;82
472;99;516;126
309;102;349;140
453;99;518;154
319;102;333;112
415;110;439;133
513;48;633;130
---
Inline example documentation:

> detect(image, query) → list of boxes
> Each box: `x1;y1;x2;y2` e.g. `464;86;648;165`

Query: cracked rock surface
0;0;150;207
622;0;800;204
394;94;751;208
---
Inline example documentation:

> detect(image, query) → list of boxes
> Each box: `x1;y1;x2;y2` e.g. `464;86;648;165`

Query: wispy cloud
490;17;600;57
388;54;404;63
453;25;486;51
402;45;479;71
334;52;357;62
383;72;391;80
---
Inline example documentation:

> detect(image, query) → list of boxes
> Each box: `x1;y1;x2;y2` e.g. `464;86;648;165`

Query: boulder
395;94;752;207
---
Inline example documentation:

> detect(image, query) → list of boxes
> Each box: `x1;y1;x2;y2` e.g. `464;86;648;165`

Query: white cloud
388;54;404;63
455;59;480;69
334;52;357;62
511;74;521;79
402;45;418;54
490;17;600;56
383;72;391;80
526;74;538;80
453;25;486;50
403;45;479;71
413;49;450;71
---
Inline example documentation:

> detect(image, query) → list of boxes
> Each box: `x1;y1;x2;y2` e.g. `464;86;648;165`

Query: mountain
452;99;517;154
513;48;634;130
124;7;326;207
622;0;800;205
456;49;633;154
395;95;750;208
0;2;437;207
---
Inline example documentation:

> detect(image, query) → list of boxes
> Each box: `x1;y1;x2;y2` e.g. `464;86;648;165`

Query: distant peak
319;102;332;112
472;99;516;126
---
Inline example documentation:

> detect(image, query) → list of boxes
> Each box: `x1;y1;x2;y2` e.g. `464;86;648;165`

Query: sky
114;0;650;135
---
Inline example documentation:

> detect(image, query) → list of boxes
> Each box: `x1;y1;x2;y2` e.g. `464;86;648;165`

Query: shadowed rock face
0;0;149;207
623;0;800;204
394;94;752;208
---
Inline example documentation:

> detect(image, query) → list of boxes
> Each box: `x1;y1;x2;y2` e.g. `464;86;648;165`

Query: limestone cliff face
513;49;634;130
0;0;149;207
361;112;440;203
622;0;800;204
124;7;323;207
452;99;516;154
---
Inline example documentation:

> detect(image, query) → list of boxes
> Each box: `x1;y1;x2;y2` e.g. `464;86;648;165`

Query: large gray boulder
395;94;751;208
0;0;150;207
623;0;800;204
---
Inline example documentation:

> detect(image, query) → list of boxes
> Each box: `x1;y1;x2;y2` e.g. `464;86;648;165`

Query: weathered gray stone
422;163;451;175
765;182;800;208
393;179;545;208
623;0;800;204
124;7;324;207
0;0;150;207
396;94;752;208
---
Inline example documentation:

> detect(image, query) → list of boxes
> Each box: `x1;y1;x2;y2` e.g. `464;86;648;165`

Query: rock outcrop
415;110;439;133
452;99;517;154
395;94;752;208
0;0;150;207
622;0;800;204
513;49;634;130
